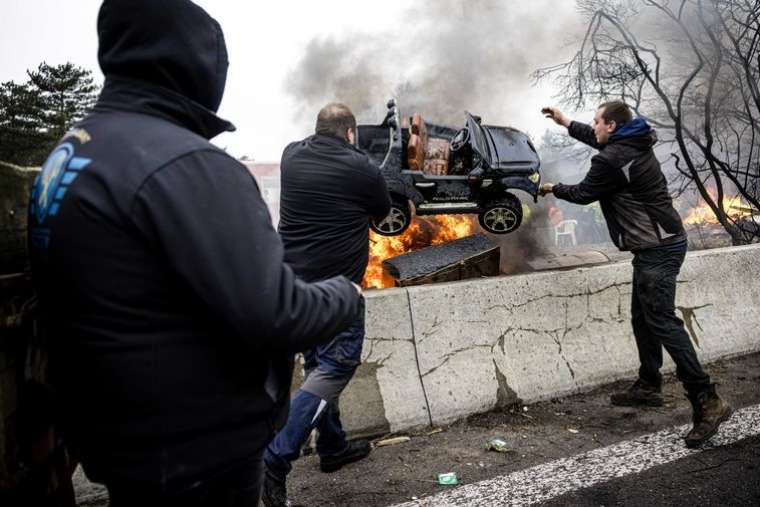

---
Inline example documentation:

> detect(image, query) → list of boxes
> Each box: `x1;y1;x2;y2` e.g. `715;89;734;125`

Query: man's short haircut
315;103;357;139
598;100;633;128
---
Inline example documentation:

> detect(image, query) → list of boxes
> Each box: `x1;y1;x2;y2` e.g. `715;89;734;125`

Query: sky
1;1;589;162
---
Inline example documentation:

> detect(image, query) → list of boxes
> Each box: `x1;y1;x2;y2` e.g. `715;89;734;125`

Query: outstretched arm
542;106;602;150
549;156;627;205
541;106;572;128
130;150;362;354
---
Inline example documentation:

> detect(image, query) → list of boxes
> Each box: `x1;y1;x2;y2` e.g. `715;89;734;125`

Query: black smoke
285;0;583;128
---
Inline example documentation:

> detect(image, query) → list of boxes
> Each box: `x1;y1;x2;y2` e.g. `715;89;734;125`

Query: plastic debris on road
437;472;459;486
485;437;514;453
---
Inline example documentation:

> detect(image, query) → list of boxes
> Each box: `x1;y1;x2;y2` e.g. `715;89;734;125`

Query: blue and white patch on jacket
30;143;91;224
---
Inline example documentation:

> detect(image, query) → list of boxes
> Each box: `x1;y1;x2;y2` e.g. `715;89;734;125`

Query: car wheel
371;197;412;236
478;197;523;234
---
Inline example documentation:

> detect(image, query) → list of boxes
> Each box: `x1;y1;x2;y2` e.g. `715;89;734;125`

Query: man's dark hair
315;103;356;139
598;101;633;129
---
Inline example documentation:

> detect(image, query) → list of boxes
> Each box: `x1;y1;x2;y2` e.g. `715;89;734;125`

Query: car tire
370;196;412;236
478;195;523;234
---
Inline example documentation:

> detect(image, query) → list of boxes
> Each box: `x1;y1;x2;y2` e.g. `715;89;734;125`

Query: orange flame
682;192;754;227
362;215;477;289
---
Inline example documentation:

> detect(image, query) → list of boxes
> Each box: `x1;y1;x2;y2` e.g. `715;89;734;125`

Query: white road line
394;404;760;507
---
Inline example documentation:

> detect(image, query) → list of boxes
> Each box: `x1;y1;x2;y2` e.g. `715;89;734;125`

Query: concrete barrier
327;244;760;435
337;290;432;436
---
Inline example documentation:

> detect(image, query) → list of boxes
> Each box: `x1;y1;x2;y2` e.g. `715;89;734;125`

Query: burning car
358;100;541;236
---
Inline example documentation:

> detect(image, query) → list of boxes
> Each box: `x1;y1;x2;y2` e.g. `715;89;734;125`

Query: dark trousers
264;298;365;482
106;452;264;507
631;239;711;394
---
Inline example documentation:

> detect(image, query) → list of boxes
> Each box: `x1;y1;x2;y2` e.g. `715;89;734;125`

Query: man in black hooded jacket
262;103;390;507
540;102;731;449
26;1;361;505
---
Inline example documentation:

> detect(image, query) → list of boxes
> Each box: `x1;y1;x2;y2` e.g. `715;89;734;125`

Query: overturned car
358;100;541;236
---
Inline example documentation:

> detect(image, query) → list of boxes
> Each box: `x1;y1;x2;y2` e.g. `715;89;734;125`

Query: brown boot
684;389;732;448
610;379;663;407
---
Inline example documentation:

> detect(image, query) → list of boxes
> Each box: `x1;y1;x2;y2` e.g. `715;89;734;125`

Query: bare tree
535;0;760;244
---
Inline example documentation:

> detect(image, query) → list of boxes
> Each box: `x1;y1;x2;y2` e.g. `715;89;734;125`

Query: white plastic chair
555;219;578;246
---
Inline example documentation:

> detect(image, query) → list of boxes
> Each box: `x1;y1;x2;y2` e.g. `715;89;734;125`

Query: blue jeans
632;239;711;394
264;298;365;482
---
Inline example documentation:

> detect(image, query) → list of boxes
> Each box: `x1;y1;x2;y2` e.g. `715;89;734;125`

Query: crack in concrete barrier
374;352;393;367
422;311;589;382
484;281;633;316
485;282;636;337
365;337;410;365
677;304;713;348
497;332;507;356
417;315;442;344
369;337;411;343
364;334;377;361
550;330;577;381
406;289;433;427
492;359;519;407
421;343;494;378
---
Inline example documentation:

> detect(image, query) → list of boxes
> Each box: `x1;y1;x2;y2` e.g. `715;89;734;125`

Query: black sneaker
319;439;372;473
610;379;663;407
684;390;732;448
262;473;291;507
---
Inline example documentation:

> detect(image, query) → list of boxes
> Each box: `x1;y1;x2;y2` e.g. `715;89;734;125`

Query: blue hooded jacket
609;117;652;142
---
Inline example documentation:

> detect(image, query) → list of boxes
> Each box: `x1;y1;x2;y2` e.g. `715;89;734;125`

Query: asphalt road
393;403;760;506
541;435;760;507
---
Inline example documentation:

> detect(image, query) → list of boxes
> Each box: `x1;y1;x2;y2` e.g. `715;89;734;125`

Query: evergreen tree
0;81;48;166
0;62;99;166
27;62;99;143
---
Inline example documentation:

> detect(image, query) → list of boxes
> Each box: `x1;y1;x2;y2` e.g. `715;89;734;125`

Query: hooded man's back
27;0;360;497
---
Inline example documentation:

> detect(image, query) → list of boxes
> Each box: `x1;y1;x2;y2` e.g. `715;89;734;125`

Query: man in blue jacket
27;1;361;505
541;102;731;448
262;103;391;507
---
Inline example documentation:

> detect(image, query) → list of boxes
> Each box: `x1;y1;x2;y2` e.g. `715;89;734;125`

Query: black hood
96;0;234;138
